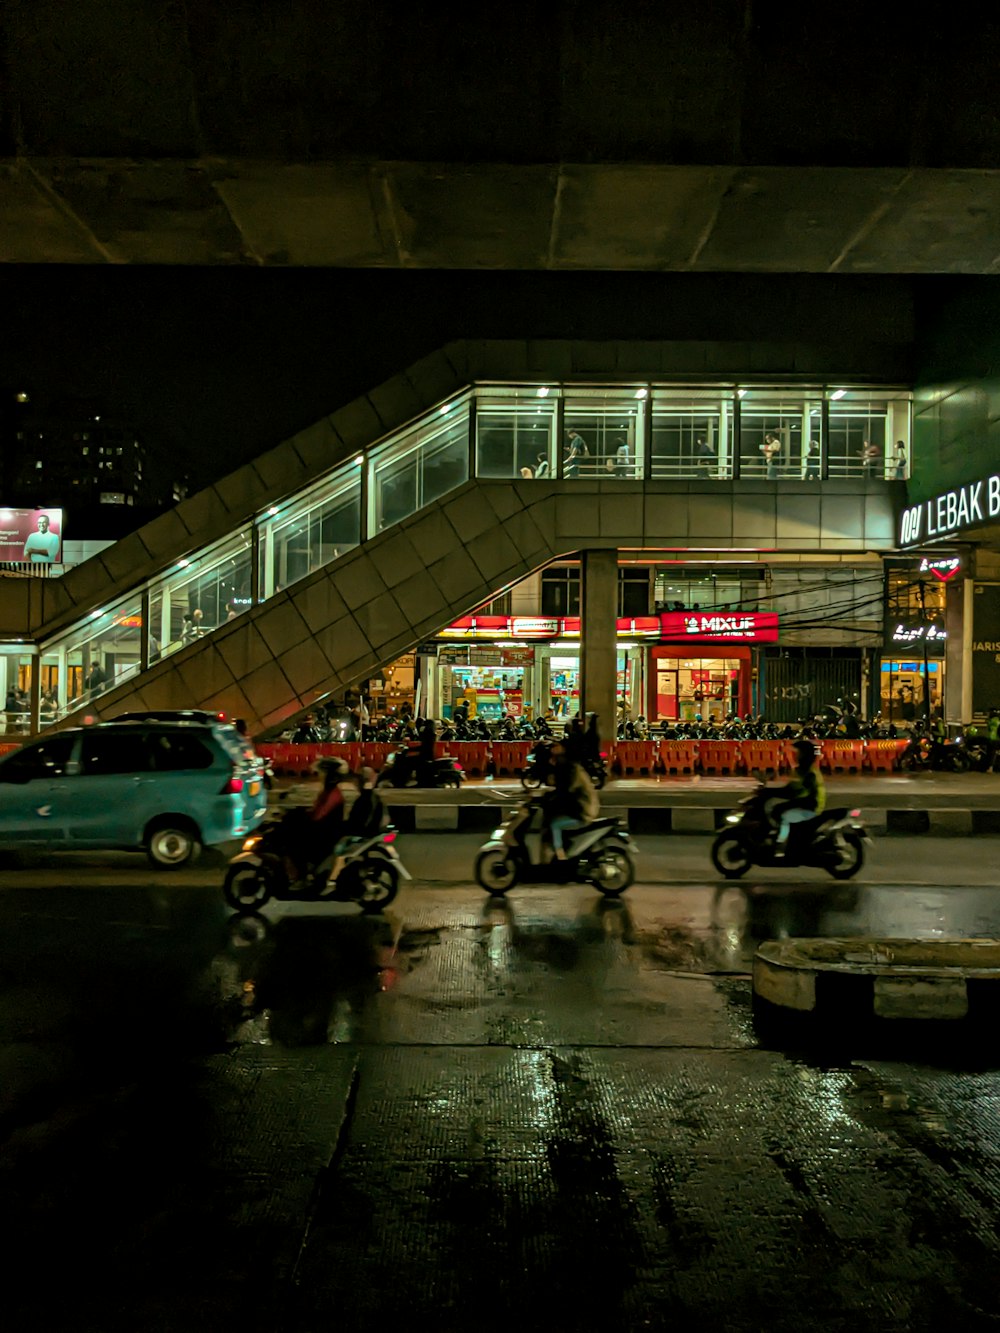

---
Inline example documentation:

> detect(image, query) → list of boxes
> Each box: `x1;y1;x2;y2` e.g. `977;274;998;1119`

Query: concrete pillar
945;577;966;723
581;549;618;742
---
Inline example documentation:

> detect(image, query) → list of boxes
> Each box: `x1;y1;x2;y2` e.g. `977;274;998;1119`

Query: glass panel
257;463;361;600
369;400;470;533
828;389;911;479
562;390;645;479
738;388;823;480
80;729;151;775
47;593;145;713
650;388;733;479
475;388;557;478
148;528;253;665
0;647;34;735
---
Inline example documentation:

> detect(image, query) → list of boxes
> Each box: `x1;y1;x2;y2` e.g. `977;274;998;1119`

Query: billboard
0;508;64;564
438;612;779;643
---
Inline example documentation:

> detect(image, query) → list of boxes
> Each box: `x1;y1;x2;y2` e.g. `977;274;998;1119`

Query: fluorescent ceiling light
634;388;648;399
536;386;550;398
830;389;846;400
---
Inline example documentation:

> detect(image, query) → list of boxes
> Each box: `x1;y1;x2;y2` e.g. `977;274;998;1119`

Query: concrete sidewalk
277;773;1000;835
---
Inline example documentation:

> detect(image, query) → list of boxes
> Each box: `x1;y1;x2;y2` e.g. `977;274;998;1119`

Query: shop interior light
634;388;648;399
737;388;747;398
830;389;846;400
536;386;550;398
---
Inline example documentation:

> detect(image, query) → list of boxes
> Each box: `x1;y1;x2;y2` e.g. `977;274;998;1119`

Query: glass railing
27;380;910;724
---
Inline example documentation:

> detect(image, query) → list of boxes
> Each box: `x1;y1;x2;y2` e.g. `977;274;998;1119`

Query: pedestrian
534;452;550;478
564;429;588;478
804;439;820;481
564;715;586;764
761;433;781;480
694;435;715;477
614;435;630;476
860;439;880;477
519;465;534;479
585;712;601;763
893;440;906;480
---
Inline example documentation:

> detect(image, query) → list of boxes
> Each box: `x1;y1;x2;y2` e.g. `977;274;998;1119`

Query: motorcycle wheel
521;771;542;791
950;751;971;773
828;831;865;881
899;754;922;772
223;862;274;911
475;849;520;894
338;858;399;912
591;767;607;791
588;844;633;896
711;832;753;879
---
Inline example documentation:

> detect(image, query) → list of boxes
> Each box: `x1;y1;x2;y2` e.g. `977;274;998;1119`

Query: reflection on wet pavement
4;877;1000;1330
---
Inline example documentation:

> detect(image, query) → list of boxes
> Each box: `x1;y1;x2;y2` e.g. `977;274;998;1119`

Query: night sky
0;266;936;493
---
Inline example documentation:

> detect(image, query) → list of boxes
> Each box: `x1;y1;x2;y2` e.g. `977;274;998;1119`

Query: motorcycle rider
542;741;600;861
987;708;1000;772
772;739;825;858
327;767;386;883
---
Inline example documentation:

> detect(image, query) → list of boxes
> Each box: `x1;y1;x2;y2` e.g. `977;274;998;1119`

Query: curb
387;803;994;835
752;938;1000;1038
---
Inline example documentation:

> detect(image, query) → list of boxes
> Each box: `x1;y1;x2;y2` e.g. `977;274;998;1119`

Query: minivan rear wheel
146;819;201;868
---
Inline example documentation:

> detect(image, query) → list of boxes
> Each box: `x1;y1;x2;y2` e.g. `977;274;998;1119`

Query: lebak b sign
899;474;1000;546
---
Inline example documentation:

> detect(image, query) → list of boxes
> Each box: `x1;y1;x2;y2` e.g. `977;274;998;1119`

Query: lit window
15;392;28;403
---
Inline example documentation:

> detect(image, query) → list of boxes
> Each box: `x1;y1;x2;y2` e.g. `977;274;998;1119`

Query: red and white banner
440;610;778;643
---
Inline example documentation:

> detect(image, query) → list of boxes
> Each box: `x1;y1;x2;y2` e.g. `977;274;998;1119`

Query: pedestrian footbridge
0;343;899;738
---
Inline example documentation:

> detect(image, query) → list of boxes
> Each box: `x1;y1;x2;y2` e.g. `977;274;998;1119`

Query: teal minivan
0;721;267;866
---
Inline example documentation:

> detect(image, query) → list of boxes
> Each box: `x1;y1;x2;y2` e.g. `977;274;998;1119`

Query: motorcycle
223;818;411;913
711;785;870;880
474;795;636;897
898;728;970;773
376;745;465;788
521;740;607;791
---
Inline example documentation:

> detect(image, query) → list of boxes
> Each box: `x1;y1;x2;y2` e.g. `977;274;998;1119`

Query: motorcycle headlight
491;827;505;840
725;814;741;824
242;835;261;851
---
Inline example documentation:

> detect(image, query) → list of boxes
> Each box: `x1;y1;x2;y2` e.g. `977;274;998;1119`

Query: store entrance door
652;647;750;722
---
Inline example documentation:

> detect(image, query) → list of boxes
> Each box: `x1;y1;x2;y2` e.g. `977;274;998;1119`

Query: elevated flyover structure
0;342;902;737
4;3;1000;272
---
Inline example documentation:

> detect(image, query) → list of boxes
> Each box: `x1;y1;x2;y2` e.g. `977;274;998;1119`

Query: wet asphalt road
4;840;1000;1331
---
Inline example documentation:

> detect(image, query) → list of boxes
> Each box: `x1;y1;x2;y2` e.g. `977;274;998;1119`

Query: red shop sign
659;611;778;643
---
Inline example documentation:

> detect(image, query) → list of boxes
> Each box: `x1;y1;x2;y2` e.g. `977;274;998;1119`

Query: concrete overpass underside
5;2;1000;272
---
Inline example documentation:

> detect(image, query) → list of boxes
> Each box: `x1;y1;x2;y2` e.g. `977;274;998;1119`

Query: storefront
650;648;749;722
423;611;777;722
880;555;952;721
648;611;778;722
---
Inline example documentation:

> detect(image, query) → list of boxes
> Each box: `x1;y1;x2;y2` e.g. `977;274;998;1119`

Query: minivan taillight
223;775;244;794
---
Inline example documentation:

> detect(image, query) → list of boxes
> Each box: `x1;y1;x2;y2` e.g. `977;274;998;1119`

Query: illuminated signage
659;611;779;643
0;507;64;564
439;613;778;643
918;555;962;582
899;475;1000;546
890;623;946;645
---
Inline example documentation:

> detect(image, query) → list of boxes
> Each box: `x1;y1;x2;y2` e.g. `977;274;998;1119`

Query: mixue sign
899;474;1000;546
658;611;779;643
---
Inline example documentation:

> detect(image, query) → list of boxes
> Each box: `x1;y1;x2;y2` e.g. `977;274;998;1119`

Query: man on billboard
22;512;60;563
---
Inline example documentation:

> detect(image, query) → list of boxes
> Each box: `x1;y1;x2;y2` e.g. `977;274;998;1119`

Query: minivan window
80;730;151;776
0;735;75;782
149;731;214;772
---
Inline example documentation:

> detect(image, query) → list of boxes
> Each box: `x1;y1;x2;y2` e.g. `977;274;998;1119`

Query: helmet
316;757;351;778
793;739;816;763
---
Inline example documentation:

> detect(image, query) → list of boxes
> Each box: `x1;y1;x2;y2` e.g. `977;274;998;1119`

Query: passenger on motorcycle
328;767;386;882
772;739;825;858
286;756;351;884
542;741;600;861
